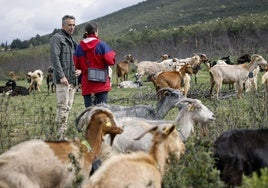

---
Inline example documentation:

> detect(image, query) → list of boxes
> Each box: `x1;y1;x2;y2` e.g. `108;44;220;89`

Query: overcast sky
0;0;143;45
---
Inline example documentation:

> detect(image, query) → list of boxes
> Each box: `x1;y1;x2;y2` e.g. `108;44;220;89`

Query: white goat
118;80;142;88
173;98;215;140
159;54;170;62
0;106;123;188
26;69;44;92
83;124;185;188
111;98;215;154
135;54;200;81
209;54;268;99
261;70;268;93
135;58;177;81
118;73;142;88
173;54;201;71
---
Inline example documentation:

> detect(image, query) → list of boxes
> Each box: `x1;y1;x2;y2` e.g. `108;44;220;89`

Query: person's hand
75;69;81;77
60;77;69;86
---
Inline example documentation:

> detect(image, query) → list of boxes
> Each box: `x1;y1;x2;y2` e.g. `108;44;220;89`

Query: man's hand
60;77;69;86
75;69;81;77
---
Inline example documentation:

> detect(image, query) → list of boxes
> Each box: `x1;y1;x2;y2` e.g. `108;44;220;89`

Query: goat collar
81;140;92;152
248;72;254;78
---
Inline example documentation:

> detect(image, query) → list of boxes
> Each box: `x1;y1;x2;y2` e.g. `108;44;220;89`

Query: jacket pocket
60;42;71;62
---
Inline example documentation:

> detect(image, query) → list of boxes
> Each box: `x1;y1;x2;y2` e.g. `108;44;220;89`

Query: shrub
242;168;268;188
163;137;224;188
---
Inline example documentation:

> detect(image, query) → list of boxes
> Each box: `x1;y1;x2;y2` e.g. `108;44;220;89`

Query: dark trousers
84;91;108;108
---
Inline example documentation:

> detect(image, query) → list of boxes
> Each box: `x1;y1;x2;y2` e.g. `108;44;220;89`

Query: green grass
1;66;267;148
0;67;268;187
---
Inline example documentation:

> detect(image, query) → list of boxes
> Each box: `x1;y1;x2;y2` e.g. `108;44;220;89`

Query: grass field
0;65;268;187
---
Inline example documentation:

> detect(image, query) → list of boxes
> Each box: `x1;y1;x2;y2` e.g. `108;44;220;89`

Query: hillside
78;0;268;40
0;0;268;79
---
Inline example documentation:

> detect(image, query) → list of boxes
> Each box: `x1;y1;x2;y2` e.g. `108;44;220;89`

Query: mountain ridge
0;0;267;79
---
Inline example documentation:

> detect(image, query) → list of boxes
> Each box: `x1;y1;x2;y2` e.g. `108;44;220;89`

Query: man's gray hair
62;15;75;25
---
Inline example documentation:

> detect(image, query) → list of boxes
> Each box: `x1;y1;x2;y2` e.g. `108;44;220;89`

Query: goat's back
111;117;185;158
136;61;162;76
156;71;182;89
84;152;161;188
209;64;248;83
0;140;72;187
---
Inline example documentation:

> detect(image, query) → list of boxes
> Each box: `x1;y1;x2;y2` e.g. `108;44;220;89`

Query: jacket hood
80;36;100;51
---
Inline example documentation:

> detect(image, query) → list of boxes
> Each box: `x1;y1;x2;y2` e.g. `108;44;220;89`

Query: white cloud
0;0;143;44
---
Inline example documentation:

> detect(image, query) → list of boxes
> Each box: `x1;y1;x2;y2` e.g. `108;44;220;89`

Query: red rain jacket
74;35;116;95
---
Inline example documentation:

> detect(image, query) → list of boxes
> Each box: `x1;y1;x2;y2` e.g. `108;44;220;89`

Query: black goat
5;79;16;88
208;55;233;68
237;54;251;64
0;79;16;94
46;66;56;94
0;80;29;96
220;56;233;65
0;80;13;94
238;54;267;72
213;128;268;187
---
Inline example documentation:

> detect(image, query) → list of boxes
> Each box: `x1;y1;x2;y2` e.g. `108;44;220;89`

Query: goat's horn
156;87;173;99
134;126;158;140
75;106;95;131
175;98;197;105
157;87;174;94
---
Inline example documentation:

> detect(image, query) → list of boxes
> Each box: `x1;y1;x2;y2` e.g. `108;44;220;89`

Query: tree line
0;29;61;50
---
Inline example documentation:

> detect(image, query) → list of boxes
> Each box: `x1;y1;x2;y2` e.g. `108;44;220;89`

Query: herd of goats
0;53;268;187
1;52;268;99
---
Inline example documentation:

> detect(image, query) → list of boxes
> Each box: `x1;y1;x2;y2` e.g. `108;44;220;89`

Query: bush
163;137;224;188
242;168;268;188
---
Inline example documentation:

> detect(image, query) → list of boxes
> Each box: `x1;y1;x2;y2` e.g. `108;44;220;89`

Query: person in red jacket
74;22;116;107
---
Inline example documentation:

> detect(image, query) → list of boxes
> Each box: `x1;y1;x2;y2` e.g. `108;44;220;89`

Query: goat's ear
251;54;259;61
163;124;175;135
105;112;119;128
187;104;195;111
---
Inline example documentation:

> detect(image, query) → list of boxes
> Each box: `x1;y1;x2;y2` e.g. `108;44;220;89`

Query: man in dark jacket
50;15;81;140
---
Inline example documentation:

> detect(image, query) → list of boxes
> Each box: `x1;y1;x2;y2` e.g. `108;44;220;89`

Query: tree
10;39;29;49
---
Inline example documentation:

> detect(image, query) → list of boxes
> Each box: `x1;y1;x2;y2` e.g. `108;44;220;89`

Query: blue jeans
84;91;108;108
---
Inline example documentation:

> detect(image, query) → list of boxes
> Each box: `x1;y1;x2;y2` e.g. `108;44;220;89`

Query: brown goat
83;124;185;188
8;71;20;80
46;66;56;94
116;54;134;86
0;106;123;188
149;64;193;97
193;53;208;84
